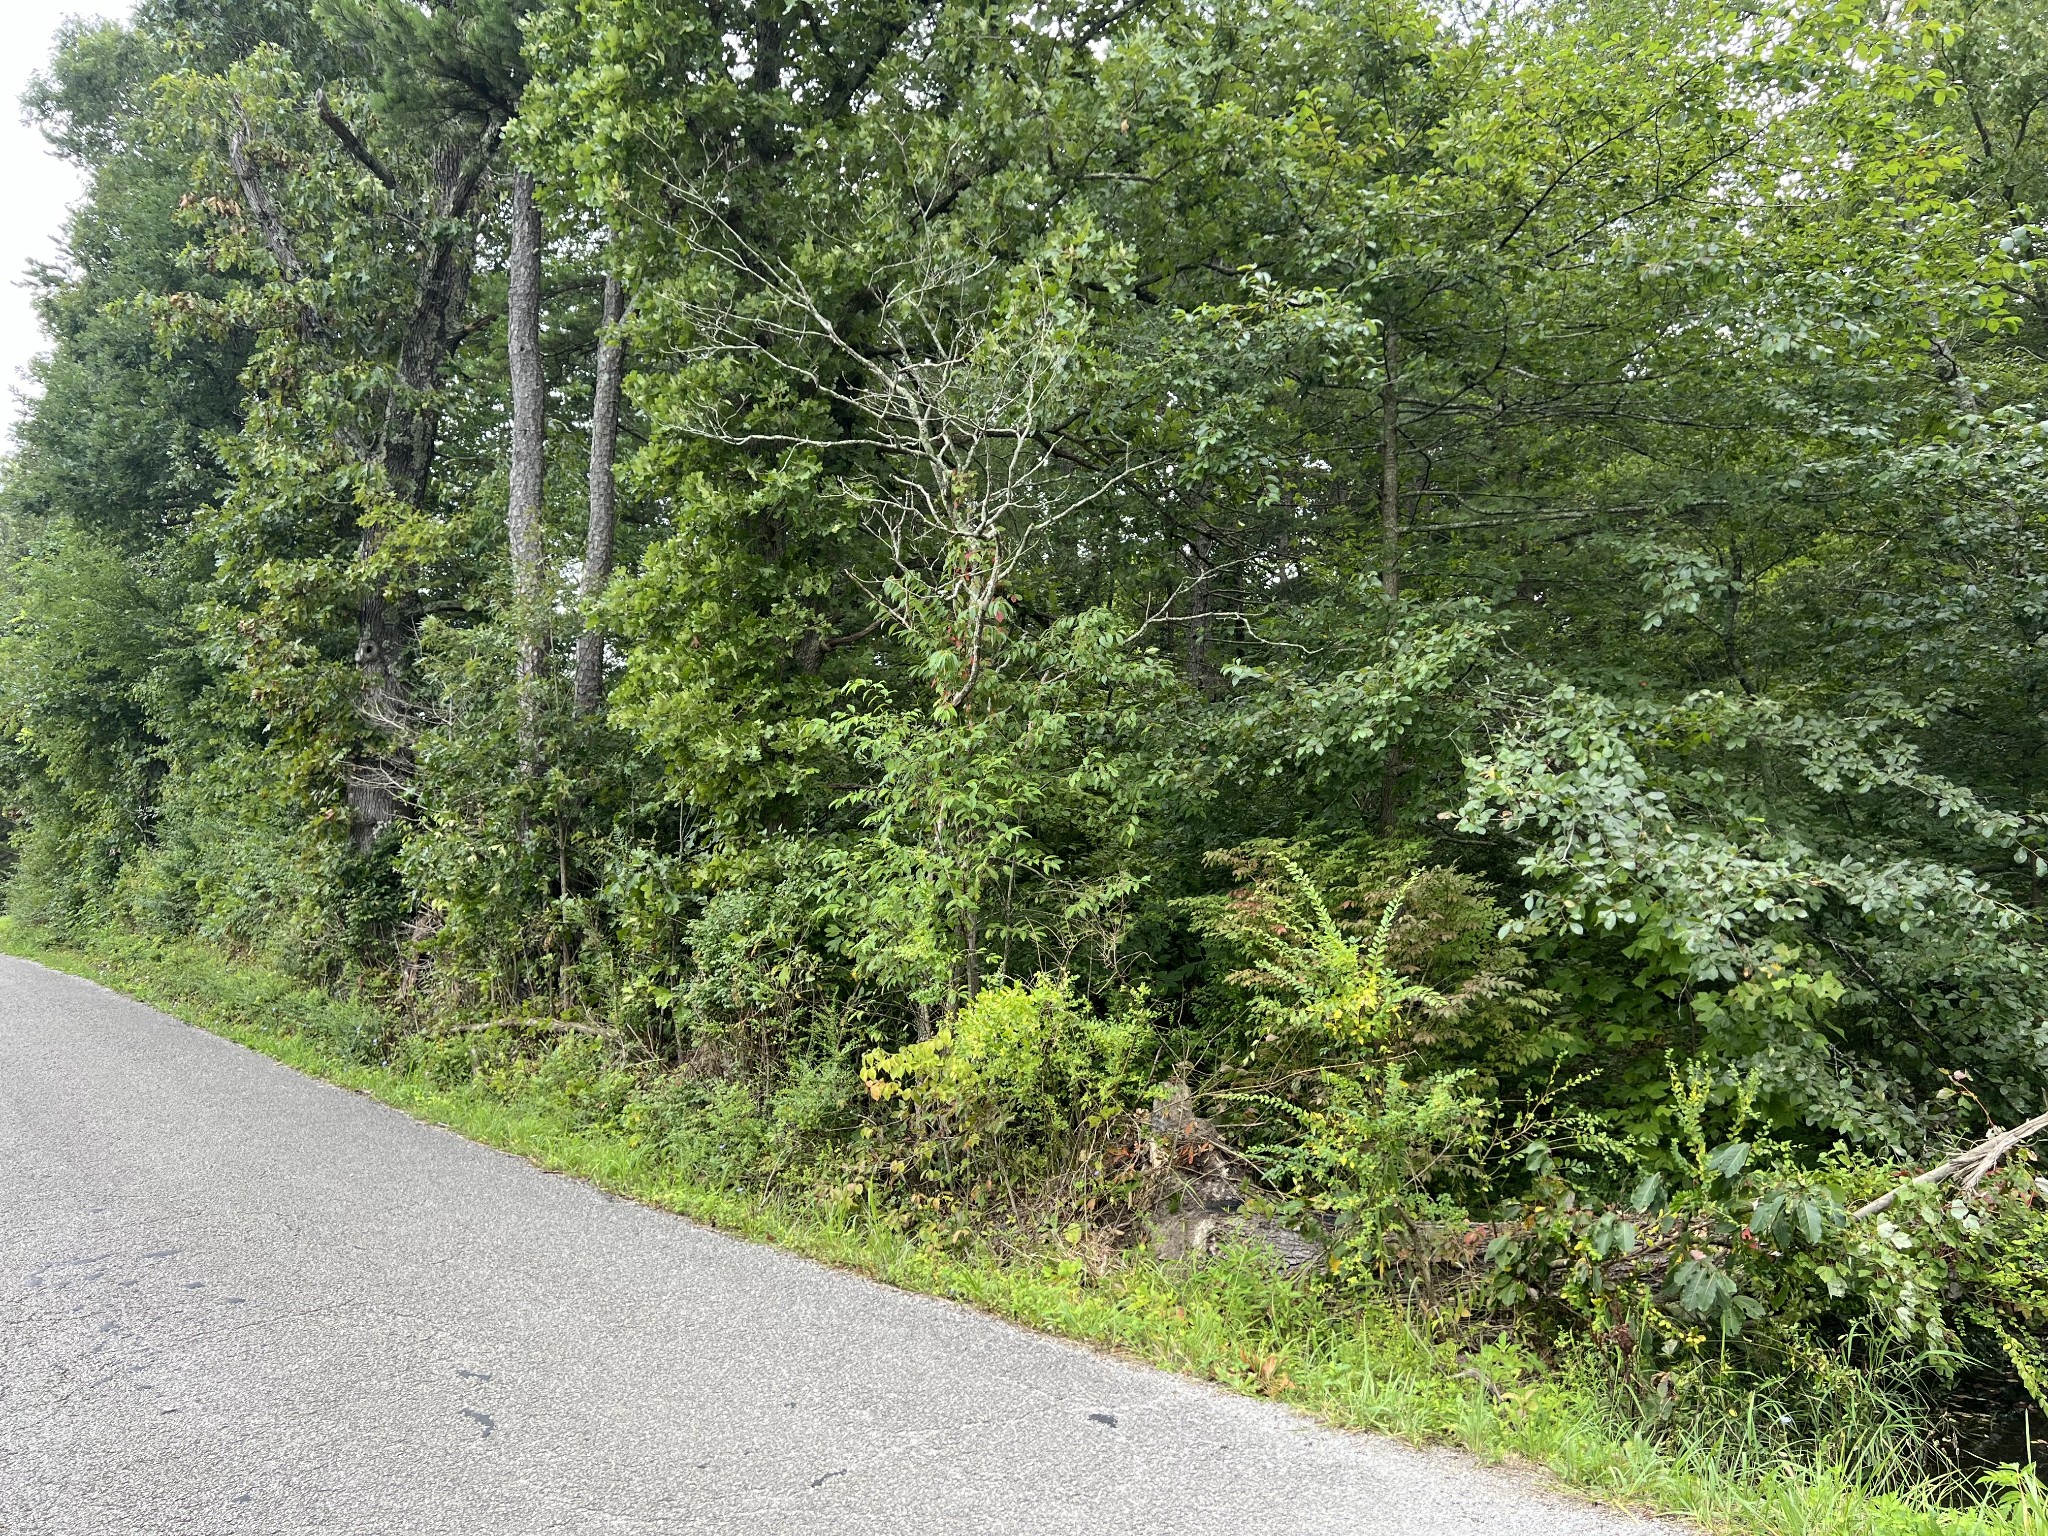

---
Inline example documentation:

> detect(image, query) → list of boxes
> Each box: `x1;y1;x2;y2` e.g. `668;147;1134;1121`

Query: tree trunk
350;129;495;852
1379;323;1402;602
507;169;549;770
961;907;981;1004
226;116;302;285
1378;321;1402;834
573;273;627;718
1185;527;1216;693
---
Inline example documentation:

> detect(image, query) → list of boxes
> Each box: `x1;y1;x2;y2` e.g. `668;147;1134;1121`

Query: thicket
3;0;2046;1512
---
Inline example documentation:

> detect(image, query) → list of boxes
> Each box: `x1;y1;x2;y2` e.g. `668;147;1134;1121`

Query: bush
1483;1065;2048;1469
617;1052;863;1195
629;1074;772;1186
1183;839;1557;1086
670;880;838;1078
857;976;1155;1219
1241;1065;1491;1293
766;1055;862;1162
861;975;1151;1138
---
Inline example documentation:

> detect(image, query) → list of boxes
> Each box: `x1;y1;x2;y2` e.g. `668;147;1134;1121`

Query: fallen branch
1851;1109;2048;1221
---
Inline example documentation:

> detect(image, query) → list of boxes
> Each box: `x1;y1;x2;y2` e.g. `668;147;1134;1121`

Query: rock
1147;1083;1219;1155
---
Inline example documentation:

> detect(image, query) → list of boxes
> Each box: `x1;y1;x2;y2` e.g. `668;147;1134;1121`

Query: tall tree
573;272;626;718
505;166;548;767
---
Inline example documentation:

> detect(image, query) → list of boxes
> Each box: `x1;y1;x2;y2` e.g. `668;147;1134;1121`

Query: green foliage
1486;1063;2048;1472
1184;841;1558;1083
629;1074;772;1186
815;610;1184;1010
1210;859;1448;1050
862;975;1151;1143
7;0;2048;1510
627;1053;863;1187
1242;1066;1491;1291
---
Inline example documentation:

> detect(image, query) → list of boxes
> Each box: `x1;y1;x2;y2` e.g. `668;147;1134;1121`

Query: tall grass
2;916;2039;1536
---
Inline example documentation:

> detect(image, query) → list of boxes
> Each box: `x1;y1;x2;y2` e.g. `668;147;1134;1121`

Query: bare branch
315;90;400;195
1850;1109;2048;1220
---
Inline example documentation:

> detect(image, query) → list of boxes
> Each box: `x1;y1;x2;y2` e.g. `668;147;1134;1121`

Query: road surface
0;955;1670;1534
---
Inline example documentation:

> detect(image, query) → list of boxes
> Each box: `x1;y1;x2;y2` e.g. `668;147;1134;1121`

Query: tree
573;271;626;718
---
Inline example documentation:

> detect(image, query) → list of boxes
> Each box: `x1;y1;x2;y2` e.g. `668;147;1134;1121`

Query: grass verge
2;916;2039;1536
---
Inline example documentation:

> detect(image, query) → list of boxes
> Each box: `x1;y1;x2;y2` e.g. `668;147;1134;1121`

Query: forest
3;0;2046;1520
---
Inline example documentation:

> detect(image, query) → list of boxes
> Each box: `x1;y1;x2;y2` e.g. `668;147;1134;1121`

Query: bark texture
1379;323;1402;602
507;170;550;767
351;127;497;849
574;273;627;718
1377;321;1402;834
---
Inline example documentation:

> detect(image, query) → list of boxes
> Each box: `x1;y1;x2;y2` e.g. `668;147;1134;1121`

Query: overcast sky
2;1;135;444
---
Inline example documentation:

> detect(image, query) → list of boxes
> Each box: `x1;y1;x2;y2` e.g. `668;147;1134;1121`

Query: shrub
767;1055;862;1162
863;976;1150;1129
618;1052;860;1193
860;975;1154;1196
1240;1065;1492;1292
628;1073;773;1187
670;880;838;1079
1184;839;1557;1084
1483;1065;2048;1463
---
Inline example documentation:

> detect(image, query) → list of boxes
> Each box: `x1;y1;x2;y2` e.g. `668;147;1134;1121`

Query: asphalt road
0;955;1671;1535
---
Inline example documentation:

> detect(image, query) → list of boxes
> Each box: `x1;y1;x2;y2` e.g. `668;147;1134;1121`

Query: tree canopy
4;0;2047;1488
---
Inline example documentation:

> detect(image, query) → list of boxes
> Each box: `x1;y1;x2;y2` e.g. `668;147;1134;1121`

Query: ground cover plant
4;0;2048;1525
4;918;2042;1535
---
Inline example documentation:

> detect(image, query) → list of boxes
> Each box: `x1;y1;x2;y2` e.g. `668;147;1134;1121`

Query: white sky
2;1;135;443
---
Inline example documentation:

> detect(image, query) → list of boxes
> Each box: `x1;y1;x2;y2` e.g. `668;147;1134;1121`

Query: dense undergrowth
5;0;2048;1528
5;917;2041;1536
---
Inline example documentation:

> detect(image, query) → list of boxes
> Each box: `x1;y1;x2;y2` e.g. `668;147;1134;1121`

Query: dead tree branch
1851;1109;2048;1221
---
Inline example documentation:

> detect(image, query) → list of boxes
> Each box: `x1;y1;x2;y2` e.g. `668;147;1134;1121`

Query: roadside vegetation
2;0;2046;1529
4;918;2040;1535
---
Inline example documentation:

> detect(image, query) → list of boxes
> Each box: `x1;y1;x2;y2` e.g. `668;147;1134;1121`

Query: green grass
3;916;2040;1536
